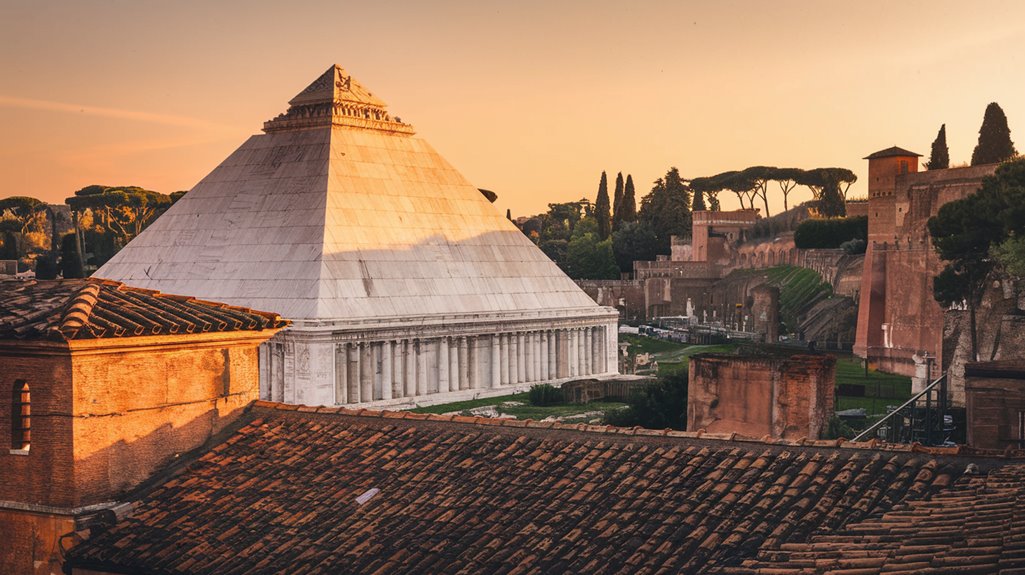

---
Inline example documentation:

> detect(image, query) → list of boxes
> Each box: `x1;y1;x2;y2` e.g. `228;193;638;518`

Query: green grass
408;392;626;422
832;354;912;416
620;334;687;355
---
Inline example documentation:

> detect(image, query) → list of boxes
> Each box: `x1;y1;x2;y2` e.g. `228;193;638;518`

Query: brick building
0;279;286;574
853;147;998;397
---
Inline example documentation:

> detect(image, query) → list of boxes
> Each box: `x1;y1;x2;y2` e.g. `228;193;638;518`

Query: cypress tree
612;172;625;231
621;174;638;223
971;102;1017;166
926;124;949;170
595;171;612;239
506;208;512;221
692;189;706;212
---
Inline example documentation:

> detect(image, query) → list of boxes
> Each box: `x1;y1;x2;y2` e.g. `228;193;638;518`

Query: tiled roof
68;403;1017;575
863;146;922;160
726;464;1025;574
0;278;288;341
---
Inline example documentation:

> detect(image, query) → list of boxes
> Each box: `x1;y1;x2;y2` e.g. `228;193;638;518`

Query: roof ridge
55;281;104;340
249;402;1025;459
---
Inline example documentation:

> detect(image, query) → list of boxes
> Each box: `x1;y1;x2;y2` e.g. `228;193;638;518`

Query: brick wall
0;508;75;575
688;353;835;439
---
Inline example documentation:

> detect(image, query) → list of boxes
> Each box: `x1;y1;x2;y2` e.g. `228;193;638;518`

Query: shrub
794;216;867;249
839;238;866;255
603;372;688;430
528;384;564;406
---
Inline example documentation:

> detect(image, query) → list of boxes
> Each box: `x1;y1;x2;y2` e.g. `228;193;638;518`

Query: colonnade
329;325;612;404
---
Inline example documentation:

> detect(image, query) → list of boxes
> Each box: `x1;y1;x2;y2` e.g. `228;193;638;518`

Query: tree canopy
928;158;1025;358
66;185;171;248
639;167;692;254
971;102;1017;166
612;172;625;231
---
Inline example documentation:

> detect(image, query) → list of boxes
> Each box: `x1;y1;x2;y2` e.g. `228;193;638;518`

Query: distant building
0;278;286;574
96;65;619;408
854;146;998;401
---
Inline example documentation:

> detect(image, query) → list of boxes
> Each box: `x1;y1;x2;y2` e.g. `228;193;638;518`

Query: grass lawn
832;354;911;416
408;392;627;422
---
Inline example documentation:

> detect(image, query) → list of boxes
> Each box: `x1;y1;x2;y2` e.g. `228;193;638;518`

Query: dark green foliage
839;238;866;255
66;185;171;248
506;208;512;220
604;371;688;430
638;167;691;254
794;216;867;249
539;239;568;267
60;233;84;279
595;171;611;240
34;254;58;279
612;221;659;273
612;172;625;230
971;102;1017;166
825;416;856;440
528;384;564;406
620;174;637;223
565;226;619;279
818;180;847;217
692;189;706;212
926;124;950;170
927;159;1025;357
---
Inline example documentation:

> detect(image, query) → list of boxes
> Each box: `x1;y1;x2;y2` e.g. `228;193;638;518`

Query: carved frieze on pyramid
263;65;415;134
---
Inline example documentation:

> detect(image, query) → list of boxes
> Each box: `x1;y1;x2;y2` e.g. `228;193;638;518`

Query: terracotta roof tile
0;278;288;340
66;404;1025;574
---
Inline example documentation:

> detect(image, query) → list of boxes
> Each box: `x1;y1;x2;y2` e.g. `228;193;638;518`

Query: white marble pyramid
96;65;617;408
96;65;599;321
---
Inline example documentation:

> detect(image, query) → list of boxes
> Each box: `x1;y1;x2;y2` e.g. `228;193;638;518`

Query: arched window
11;381;30;451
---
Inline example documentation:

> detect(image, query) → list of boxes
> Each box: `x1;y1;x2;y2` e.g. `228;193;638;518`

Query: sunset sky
1;0;1023;218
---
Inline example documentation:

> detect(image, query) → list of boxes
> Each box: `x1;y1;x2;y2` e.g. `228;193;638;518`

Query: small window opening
11;381;30;451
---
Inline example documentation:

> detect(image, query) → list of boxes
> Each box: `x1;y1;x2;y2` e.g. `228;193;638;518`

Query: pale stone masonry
96;65;618;407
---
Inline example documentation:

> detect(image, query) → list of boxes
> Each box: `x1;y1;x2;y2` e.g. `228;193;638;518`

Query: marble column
578;328;587;376
525;332;535;383
458;337;470;391
334;343;347;405
449;338;460;393
360;342;373;402
404;340;416;398
533;332;542;381
509;333;519;384
568;329;578;378
347;344;360;403
416;340;428;396
500;334;510;385
540;332;549;381
468;337;479;390
490;335;500;389
584;328;593;375
517;333;526;383
438;338;450;394
548;331;557;379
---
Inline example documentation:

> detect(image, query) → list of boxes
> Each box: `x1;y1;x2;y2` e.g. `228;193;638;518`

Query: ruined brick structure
688;352;835;439
853;147;998;391
0;279;284;574
965;361;1025;450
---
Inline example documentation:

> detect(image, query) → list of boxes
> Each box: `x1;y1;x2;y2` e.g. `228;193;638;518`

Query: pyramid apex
264;64;414;135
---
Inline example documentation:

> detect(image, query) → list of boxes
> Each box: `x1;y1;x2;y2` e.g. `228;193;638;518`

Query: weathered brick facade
688;353;835;439
0;279;285;575
853;150;998;395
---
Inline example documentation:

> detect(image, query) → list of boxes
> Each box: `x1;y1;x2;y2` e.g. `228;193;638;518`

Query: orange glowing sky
1;1;1023;218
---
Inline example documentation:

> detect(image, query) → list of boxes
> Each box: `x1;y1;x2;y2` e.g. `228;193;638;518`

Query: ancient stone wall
688;353;835;439
964;362;1025;450
855;164;998;378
